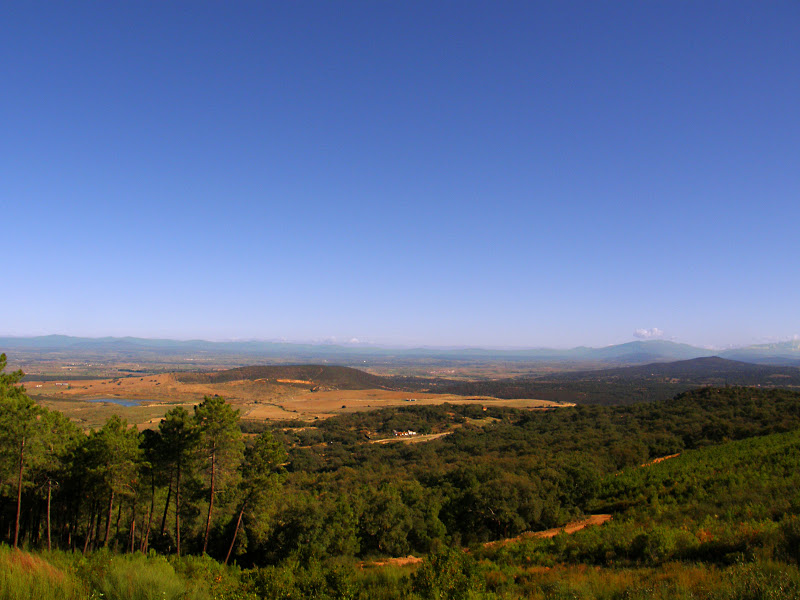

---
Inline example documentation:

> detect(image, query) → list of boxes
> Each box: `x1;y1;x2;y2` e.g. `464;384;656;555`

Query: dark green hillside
430;357;800;404
596;428;800;525
546;356;800;386
481;426;800;571
432;376;687;404
175;364;394;388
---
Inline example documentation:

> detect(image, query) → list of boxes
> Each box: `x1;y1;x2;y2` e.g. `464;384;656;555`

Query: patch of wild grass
75;550;187;600
354;563;414;599
0;546;250;600
170;553;250;600
0;545;85;600
477;561;800;600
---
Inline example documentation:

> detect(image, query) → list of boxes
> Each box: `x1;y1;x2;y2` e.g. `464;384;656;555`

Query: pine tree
158;406;197;556
83;415;142;547
225;430;286;564
194;396;243;555
0;355;52;547
0;393;47;547
35;410;81;550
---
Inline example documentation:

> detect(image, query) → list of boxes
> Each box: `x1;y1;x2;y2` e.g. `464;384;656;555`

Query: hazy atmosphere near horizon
3;1;798;348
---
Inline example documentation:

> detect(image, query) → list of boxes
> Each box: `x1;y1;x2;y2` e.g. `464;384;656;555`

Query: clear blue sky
2;1;798;348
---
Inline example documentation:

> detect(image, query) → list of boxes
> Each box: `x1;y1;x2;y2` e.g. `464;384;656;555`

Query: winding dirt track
483;514;613;548
641;453;680;467
362;514;614;568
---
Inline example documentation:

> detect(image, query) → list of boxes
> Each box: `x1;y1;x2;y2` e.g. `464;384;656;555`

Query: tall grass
353;564;414;600
75;550;186;600
0;545;245;600
0;545;85;600
3;543;800;599
477;561;800;600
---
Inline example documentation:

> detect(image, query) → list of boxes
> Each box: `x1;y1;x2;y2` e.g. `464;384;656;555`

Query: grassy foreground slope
0;547;249;600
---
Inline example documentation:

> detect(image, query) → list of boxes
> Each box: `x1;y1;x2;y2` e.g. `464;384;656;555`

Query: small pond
87;398;144;407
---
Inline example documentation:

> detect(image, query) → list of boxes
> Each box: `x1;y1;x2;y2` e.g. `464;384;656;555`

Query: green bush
410;546;484;600
245;558;358;600
171;554;253;600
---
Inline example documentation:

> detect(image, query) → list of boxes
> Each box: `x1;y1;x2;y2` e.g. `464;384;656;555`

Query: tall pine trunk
140;506;151;553
142;471;155;553
175;460;181;556
46;480;52;551
103;490;114;546
70;494;81;551
82;504;95;555
129;501;136;553
225;499;246;565
92;505;103;550
114;501;123;547
202;452;216;554
13;437;25;548
160;470;173;537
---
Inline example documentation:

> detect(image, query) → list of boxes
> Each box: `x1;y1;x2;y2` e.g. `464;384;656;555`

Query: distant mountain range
2;335;800;367
716;341;800;366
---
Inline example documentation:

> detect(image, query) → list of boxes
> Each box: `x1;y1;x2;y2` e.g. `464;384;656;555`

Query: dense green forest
4;352;800;598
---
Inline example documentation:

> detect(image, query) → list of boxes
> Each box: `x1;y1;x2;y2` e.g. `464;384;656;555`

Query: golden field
25;372;570;429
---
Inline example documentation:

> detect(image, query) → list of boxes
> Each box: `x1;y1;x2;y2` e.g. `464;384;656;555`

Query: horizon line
4;332;798;352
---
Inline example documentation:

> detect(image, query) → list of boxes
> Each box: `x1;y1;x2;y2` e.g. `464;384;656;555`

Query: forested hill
175;364;396;389
430;357;800;404
541;356;800;385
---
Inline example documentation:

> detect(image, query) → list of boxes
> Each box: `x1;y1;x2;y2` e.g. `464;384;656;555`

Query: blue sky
2;1;798;348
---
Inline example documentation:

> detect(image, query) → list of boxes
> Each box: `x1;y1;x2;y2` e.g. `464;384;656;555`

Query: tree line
0;354;286;562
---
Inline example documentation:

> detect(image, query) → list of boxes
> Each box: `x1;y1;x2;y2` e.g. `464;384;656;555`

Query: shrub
410;546;484;600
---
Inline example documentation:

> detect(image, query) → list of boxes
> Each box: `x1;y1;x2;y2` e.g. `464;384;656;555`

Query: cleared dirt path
640;453;680;467
362;514;613;568
484;514;613;548
370;432;453;444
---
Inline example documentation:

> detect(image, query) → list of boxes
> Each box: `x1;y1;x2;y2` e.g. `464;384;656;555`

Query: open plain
24;370;569;430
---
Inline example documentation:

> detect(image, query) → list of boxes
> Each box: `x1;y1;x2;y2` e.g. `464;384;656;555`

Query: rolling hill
175;364;395;389
542;356;800;386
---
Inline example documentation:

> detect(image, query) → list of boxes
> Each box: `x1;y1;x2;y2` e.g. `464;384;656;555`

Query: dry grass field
24;372;571;429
